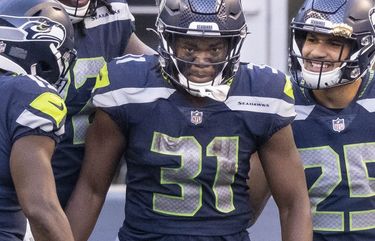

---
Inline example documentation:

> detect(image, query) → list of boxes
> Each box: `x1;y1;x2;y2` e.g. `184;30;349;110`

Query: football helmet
156;0;248;101
0;0;76;84
289;0;375;89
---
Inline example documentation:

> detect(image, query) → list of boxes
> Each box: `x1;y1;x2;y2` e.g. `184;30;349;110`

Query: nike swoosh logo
48;101;65;111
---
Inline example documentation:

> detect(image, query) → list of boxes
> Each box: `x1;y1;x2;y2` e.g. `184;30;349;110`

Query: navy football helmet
0;0;76;84
156;0;248;101
289;0;375;89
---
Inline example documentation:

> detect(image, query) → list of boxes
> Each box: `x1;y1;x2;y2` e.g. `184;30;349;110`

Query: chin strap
188;84;230;102
175;65;230;102
301;66;342;89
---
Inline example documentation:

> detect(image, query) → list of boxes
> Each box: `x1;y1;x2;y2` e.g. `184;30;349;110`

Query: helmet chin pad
301;65;342;89
59;0;91;23
172;55;232;101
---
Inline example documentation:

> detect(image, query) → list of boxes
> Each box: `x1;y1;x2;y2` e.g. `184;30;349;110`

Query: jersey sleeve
91;60;129;132
244;64;296;146
91;55;159;133
122;0;136;33
116;0;135;50
8;76;67;144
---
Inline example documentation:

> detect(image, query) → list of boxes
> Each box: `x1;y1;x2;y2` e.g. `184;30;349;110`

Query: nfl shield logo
332;117;345;132
191;110;203;125
0;41;6;53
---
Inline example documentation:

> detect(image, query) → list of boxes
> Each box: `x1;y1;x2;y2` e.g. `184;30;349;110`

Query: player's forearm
279;202;312;241
247;152;272;226
27;204;74;241
65;185;107;241
248;191;271;227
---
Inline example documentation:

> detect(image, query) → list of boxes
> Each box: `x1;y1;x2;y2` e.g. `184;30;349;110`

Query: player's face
59;0;90;7
175;36;228;83
302;32;351;73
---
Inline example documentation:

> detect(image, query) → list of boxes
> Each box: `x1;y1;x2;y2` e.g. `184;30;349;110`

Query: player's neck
311;79;362;109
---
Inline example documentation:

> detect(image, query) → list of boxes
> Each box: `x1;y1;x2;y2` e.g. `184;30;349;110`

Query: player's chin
188;75;214;83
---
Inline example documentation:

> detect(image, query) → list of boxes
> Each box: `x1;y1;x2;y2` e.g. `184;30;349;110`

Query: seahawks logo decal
0;15;66;48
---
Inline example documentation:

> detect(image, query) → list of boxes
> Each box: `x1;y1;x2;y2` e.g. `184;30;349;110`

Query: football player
65;0;313;241
248;0;375;240
52;0;156;209
0;0;76;240
289;0;375;240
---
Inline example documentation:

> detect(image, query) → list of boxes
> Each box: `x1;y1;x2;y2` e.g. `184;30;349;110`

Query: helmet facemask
157;22;247;101
155;0;247;102
289;26;365;89
48;42;77;89
289;0;375;90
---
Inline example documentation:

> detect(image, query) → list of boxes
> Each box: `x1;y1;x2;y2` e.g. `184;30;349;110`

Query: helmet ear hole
36;61;55;81
38;61;52;72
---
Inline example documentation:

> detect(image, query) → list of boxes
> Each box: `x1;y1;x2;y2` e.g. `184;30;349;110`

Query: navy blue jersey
292;73;375;241
0;74;66;241
92;55;295;239
52;0;135;207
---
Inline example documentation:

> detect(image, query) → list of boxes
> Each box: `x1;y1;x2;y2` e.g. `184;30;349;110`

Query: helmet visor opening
166;34;241;84
293;30;355;72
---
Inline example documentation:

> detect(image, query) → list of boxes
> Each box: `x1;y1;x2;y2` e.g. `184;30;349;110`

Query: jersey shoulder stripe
228;63;296;117
93;87;176;108
225;96;295;117
357;98;375;112
93;55;174;108
295;105;315;120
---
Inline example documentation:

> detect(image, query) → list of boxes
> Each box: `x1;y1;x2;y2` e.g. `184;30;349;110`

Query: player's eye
328;40;345;47
305;36;318;43
185;47;195;54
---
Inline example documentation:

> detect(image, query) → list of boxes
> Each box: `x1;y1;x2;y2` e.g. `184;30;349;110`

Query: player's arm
258;124;312;241
10;135;74;241
124;33;157;55
247;152;271;226
65;108;125;241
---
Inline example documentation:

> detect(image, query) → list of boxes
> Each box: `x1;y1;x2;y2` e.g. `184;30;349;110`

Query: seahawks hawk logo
0;15;66;48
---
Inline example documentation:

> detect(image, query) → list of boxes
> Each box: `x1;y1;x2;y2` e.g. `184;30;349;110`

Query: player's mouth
188;73;214;83
186;66;216;83
304;60;334;72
